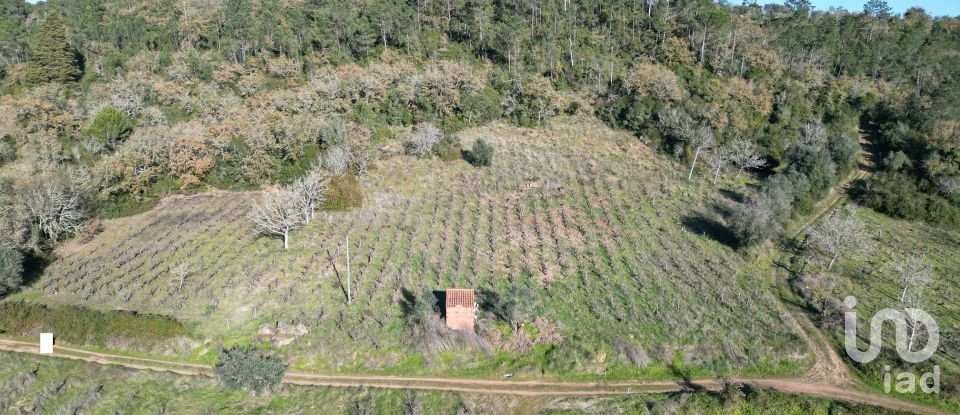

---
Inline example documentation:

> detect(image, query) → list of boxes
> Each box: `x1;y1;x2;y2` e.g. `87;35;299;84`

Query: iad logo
843;296;940;394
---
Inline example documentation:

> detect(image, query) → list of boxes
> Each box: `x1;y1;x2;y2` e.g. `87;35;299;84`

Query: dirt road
775;127;877;387
0;338;951;414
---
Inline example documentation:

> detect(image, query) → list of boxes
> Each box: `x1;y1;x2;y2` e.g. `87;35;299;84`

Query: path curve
771;128;878;387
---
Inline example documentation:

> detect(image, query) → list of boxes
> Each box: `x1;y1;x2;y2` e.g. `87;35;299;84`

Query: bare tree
352;148;372;177
808;205;871;270
893;255;935;352
800;119;827;146
937;176;960;198
728;138;767;178
686;126;716;181
16;178;85;245
292;168;329;224
171;262;192;292
407;123;442;157
248;188;304;250
322;145;351;175
892;254;933;303
657;107;695;143
705;144;733;185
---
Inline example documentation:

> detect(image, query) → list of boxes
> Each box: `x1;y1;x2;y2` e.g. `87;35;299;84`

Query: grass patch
322;173;364;211
0;351;914;414
0;301;190;352
787;206;960;411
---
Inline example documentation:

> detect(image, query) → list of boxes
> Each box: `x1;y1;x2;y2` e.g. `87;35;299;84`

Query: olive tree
214;346;286;393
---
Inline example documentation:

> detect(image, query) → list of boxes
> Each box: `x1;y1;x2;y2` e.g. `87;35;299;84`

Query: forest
0;1;959;411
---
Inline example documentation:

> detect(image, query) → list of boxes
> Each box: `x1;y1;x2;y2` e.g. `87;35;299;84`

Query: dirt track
0;338;951;415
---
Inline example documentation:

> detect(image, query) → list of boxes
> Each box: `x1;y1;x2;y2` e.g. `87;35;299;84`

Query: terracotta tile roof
445;289;475;309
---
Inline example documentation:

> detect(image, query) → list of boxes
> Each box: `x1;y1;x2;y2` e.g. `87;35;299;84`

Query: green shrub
382;90;413;126
322;174;364;211
827;131;859;173
0;302;188;350
728;199;779;249
0;245;23;297
214;346;286;393
466;139;494;167
855;172;960;228
95;176;180;219
85;107;134;146
435;134;462;162
459;88;501;125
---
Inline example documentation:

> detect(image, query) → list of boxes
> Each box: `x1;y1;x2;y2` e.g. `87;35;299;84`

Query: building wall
446;306;475;331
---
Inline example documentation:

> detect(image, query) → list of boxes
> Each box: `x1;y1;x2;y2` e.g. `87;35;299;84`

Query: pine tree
26;14;81;84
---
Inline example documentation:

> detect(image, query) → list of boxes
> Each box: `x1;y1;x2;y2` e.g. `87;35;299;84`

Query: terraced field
11;118;806;378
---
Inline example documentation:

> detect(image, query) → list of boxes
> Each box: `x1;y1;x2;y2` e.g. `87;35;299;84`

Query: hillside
10;117;807;378
1;0;959;411
789;207;960;408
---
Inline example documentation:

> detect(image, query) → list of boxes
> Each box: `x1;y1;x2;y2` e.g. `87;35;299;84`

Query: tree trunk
828;251;838;270
283;232;289;250
907;318;918;352
699;27;707;65
687;147;701;181
346;236;352;305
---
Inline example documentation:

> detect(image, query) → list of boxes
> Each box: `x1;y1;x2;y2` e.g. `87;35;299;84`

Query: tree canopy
25;13;80;84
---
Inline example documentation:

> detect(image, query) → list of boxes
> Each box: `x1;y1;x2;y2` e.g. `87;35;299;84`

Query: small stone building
445;288;476;331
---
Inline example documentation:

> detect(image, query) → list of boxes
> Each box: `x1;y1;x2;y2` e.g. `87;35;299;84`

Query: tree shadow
681;215;737;248
667;363;706;391
718;188;744;204
399;288;417;321
399;287;445;320
432;290;447;319
476;288;499;315
21;251;53;289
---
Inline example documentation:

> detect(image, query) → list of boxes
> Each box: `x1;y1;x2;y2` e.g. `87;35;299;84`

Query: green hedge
0;301;189;350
